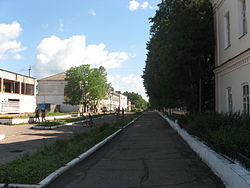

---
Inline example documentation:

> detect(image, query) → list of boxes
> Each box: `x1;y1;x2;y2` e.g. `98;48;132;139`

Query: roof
39;72;66;81
0;68;36;79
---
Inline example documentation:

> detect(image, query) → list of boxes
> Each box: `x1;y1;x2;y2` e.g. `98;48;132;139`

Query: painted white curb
0;114;142;188
158;112;250;188
0;134;5;140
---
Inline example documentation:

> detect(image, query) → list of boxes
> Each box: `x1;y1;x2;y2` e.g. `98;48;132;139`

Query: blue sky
0;0;160;100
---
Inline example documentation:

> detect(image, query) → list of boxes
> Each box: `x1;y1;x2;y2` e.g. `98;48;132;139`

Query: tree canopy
142;0;214;112
123;91;148;111
64;64;109;112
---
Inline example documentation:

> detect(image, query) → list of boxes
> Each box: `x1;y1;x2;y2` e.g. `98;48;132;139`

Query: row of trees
143;0;215;112
123;91;148;111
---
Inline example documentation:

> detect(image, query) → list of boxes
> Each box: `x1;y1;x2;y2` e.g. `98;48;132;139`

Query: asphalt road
47;112;225;188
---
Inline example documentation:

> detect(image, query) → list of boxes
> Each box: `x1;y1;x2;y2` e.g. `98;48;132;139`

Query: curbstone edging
0;134;5;141
0;113;142;188
158;112;250;188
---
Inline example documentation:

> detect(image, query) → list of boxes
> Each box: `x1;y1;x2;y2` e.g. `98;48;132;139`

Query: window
242;84;249;114
224;12;231;48
239;0;248;36
227;87;233;113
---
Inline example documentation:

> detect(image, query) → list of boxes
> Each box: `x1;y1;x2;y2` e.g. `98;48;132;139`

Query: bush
169;112;250;158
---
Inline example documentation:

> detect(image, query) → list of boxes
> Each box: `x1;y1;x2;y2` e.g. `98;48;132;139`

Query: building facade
211;0;250;113
36;73;78;112
0;69;36;114
37;73;129;113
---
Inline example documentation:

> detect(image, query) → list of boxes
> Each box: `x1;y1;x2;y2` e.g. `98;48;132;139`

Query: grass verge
35;113;115;127
0;113;140;184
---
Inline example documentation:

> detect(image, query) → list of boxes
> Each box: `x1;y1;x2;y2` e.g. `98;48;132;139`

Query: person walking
122;107;125;119
88;113;94;127
35;107;40;123
41;107;46;122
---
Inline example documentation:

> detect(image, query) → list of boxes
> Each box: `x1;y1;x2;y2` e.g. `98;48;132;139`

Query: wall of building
0;69;36;114
37;80;79;112
0;93;36;113
212;0;250;113
213;0;250;66
216;51;250;113
119;95;128;110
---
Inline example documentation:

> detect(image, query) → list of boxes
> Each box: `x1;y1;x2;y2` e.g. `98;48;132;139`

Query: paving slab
47;112;225;188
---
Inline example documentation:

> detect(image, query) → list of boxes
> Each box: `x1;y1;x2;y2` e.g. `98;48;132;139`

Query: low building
36;73;78;112
0;69;36;114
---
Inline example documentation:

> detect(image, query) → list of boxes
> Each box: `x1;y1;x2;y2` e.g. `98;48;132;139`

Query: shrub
170;112;250;158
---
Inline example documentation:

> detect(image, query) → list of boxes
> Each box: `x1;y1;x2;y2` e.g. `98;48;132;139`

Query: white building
211;0;250;113
36;72;78;112
0;69;36;114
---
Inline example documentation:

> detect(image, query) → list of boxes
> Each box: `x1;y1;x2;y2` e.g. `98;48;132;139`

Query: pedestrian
122;107;125;119
41;107;46;122
117;107;120;116
35;107;40;123
88;113;94;127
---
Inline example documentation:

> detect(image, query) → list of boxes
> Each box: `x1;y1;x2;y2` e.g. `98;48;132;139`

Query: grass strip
0;113;140;184
35;113;115;127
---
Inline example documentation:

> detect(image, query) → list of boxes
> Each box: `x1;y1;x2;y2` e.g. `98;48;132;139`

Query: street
47;112;225;188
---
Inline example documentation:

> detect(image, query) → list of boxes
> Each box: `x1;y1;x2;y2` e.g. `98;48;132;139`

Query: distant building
211;0;250;113
36;73;78;112
37;73;129;112
0;69;36;114
99;91;128;112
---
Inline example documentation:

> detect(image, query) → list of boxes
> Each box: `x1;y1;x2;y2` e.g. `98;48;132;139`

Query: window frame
224;11;231;49
242;84;249;114
226;87;233;113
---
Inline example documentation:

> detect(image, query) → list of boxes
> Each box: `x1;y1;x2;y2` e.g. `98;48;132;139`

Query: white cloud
88;9;96;16
129;0;140;11
107;74;148;101
141;1;149;9
129;1;153;11
34;35;131;78
0;21;25;60
129;0;154;11
13;54;22;60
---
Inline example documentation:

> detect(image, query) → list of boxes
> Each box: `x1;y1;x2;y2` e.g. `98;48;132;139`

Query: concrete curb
158;112;250;188
0;134;5;140
0;114;142;188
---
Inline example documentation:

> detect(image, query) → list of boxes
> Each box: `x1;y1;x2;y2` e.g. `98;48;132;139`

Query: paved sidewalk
0;115;119;165
47;112;225;188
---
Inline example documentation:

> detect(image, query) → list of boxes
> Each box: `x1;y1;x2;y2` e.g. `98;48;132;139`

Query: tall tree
64;64;109;113
89;66;109;112
143;0;214;112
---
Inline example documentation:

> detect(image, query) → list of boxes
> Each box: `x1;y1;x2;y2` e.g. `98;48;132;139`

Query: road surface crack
140;158;149;186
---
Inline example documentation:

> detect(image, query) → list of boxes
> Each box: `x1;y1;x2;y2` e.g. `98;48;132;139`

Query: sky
0;0;160;100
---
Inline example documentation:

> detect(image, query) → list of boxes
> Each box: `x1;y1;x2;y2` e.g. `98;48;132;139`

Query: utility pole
28;66;31;77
